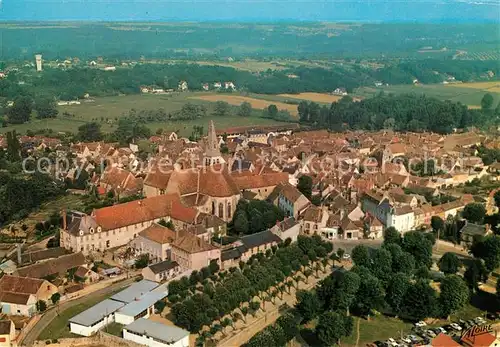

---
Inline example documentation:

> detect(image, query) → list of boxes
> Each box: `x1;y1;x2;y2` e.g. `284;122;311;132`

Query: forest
297;93;499;134
0;22;498;60
0;59;498;104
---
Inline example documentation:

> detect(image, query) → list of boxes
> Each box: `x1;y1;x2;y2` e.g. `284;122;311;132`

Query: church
143;120;241;222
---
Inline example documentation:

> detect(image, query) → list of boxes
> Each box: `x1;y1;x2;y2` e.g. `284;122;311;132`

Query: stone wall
33;331;144;347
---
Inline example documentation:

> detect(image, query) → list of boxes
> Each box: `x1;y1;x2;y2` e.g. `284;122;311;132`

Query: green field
0;93;293;137
355;83;500;108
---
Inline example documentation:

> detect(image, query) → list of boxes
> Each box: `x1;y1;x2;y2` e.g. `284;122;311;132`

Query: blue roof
124;318;189;344
117;291;167;317
110;280;158;303
69;299;124;326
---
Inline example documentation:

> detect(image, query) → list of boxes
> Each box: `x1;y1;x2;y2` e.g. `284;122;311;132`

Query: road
20;277;137;346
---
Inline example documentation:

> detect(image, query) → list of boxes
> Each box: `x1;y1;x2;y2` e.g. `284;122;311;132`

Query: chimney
62;209;67;230
17;244;22;265
340;208;346;220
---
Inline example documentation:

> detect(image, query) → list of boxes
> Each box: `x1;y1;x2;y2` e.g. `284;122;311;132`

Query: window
227;202;232;219
305;223;310;229
314;224;318;230
218;203;224;218
212;201;216;215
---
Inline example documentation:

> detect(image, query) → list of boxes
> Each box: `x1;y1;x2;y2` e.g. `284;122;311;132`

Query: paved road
21;277;137;346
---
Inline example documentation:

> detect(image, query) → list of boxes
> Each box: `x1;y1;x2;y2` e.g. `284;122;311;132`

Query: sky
0;0;499;22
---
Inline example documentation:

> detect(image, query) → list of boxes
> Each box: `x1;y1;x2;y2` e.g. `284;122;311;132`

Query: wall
33;331;144;347
130;235;170;262
114;312;135;325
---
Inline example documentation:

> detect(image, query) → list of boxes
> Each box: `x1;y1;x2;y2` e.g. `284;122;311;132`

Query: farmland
354;83;500;108
277;92;363;104
190;94;300;117
0;93;294;136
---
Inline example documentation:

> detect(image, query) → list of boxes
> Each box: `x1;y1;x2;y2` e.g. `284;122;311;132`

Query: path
20;276;137;346
355;317;361;347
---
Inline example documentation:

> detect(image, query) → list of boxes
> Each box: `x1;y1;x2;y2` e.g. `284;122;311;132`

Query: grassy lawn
38;288;123;340
355;84;500;107
0;92;294;136
342;315;413;346
104;322;124;337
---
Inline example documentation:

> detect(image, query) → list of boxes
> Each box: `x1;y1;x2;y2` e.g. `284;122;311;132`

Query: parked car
414;321;427;328
343;253;351;260
450;323;462;331
425;330;437;338
436;327;447;334
474;316;486;324
373;341;387;347
401;337;412;344
408;335;419;342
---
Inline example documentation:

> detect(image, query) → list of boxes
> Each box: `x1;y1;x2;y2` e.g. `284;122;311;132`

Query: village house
460;222;492;248
0;320;15;347
73;266;100;284
14;253;86;279
99;166;143;199
301;206;329;235
130;223;176;262
141;260;181;282
0;275;58;316
274;183;310;219
387;205;415;233
170;232;220;271
221;230;282;269
270;217;301;242
232;171;289;200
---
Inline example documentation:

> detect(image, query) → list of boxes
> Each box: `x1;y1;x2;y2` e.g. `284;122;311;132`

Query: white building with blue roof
123;318;189;347
114;291;167;325
69;299;125;336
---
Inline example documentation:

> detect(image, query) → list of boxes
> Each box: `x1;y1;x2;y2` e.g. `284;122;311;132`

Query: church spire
204;120;225;166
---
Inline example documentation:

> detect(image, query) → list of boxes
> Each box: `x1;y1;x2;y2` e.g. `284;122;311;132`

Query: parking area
368;314;498;347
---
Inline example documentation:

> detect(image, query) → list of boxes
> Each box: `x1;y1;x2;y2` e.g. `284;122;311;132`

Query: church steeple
204;120;225;166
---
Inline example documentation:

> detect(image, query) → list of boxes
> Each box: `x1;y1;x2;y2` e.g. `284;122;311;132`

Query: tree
77;122;103;141
50;292;61;305
246;327;275;347
439;275;469;318
462;203;486;224
266;104;278;119
6;130;21;162
34;97;58;119
336;248;345;260
354;272;385;318
464;259;488;292
371;248;393;283
431;216;445;233
386;273;410;316
212;101;231;117
233;212;249;234
135;254;149;269
438;252;461;275
495;101;500;115
316;311;354;346
352;245;371;268
36;300;47;312
154;300;167;313
238;101;252;117
297;175;313;200
295;290;321;323
276;313;299;342
383;227;401;245
481;93;494;110
470;235;500;272
8;96;32;124
494;190;500;208
401;279;438;321
401;231;433;268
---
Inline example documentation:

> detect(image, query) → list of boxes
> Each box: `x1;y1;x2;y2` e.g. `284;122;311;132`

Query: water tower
35;54;43;72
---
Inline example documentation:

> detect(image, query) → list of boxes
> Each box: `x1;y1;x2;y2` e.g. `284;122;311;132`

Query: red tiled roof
0;275;45;295
172;232;218;254
461;333;497;347
0;292;32;305
139;223;176;244
93;194;198;231
232;172;288;190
